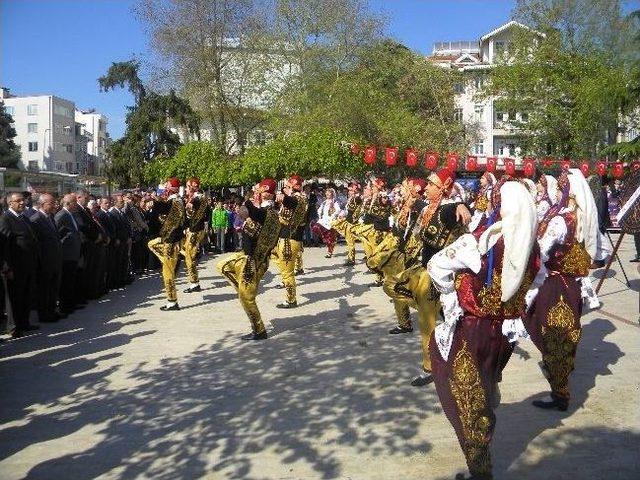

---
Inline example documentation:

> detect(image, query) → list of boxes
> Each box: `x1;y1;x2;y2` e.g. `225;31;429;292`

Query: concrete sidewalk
0;237;639;480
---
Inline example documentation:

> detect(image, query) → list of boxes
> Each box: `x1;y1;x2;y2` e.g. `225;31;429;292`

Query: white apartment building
75;109;110;175
1;88;76;172
428;21;541;161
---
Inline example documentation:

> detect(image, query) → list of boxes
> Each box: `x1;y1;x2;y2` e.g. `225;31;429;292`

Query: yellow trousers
332;218;358;262
384;264;440;372
274;238;303;304
295;248;304;273
355;224;389;283
148;237;180;302
184;230;206;284
217;252;268;334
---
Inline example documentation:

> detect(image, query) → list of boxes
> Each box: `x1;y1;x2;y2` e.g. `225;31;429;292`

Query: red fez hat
187;177;201;187
259;178;277;195
166;177;180;189
431;168;455;190
288;175;304;190
411;178;427;195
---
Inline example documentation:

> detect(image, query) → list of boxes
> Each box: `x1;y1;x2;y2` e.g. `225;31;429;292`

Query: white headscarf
567;169;603;260
478;182;538;302
545;175;558;204
522;178;537;199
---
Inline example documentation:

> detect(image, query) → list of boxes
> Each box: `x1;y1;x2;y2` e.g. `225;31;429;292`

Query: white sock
190;283;200;288
166;301;177;308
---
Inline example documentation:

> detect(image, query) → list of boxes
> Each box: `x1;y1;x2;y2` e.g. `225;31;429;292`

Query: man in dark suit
55;193;82;315
30;193;63;322
74;190;102;304
97;197;117;289
109;195;132;288
0;192;40;337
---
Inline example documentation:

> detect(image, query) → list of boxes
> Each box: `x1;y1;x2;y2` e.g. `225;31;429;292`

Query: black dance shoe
241;331;268;341
343;259;356;266
295;269;305;275
160;303;180;311
276;301;298;309
410;371;434;387
275;284;285;289
388;325;413;334
532;397;568;412
183;285;202;293
325;253;333;258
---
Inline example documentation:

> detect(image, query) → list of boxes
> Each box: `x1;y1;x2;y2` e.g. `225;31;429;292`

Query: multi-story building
1;87;76;172
75;109;110;175
428;21;541;161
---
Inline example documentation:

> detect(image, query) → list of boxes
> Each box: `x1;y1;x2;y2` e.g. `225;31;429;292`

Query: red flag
631;161;640;172
486;156;497;173
350;143;360;155
405;148;418;167
596;161;607;176
523;158;536;177
504;158;516;176
543;158;554;169
364;146;377;165
579;161;590;177
446;152;459;172
560;159;571;170
425;152;439;170
466;155;478;171
385;147;398;166
612;162;624;179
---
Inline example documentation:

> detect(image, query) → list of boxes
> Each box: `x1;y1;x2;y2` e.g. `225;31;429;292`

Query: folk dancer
274;175;308;309
384;169;470;386
427;181;541;480
468;172;496;233
148;177;186;311
523;169;608;411
183;177;210;293
217;179;281;340
332;181;363;266
534;173;558;221
368;178;426;334
312;187;342;258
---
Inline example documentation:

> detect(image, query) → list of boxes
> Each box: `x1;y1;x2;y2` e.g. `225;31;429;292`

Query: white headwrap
522;178;537;199
545;175;558;204
477;182;538;302
567;169;604;260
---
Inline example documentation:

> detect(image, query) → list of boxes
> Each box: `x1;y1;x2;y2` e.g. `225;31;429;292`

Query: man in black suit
97;197;117;289
0;192;40;337
30;193;63;323
109;195;133;288
74;190;102;304
55;193;82;315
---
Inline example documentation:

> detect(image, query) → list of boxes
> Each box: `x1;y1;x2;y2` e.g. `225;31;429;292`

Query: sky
1;0;518;139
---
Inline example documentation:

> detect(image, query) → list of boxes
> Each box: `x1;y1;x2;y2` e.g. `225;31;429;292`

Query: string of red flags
349;144;639;178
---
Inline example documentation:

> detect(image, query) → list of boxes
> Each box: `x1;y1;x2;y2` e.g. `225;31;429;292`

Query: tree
0;101;20;168
99;60;200;187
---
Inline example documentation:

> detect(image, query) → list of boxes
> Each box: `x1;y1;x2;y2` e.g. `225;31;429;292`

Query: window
496;111;507;122
474;141;484;155
453;108;463;122
4;105;14;116
27;123;38;133
28;141;38;152
494;41;505;56
453;83;464;94
474;104;484;119
63;125;71;136
520;112;529;122
64;144;73;153
474;76;484;89
54;104;72;117
54;123;61;134
27;104;38;115
28;161;39;171
497;144;505;156
55;162;63;171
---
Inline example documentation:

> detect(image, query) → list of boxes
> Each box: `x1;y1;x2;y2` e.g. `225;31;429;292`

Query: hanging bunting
385;147;398;166
595;160;607;177
486;156;497;173
425;152;439;170
543;158;554;169
504;158;516;176
579;160;590;177
350;143;361;155
364;146;377;165
445;152;459;171
466;155;478;171
560;159;572;170
523;158;536;177
612;162;624;179
405;148;418;167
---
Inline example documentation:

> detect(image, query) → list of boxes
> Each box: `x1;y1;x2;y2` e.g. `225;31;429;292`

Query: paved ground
1;235;639;480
